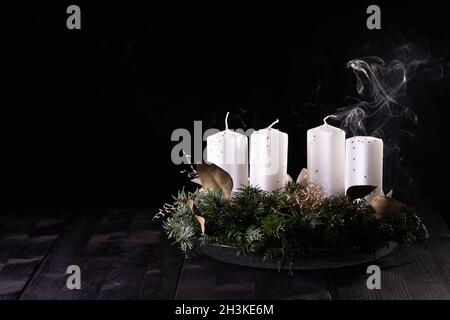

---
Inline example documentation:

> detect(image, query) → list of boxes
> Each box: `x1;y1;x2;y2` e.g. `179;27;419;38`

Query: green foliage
260;213;284;238
380;206;429;246
245;226;264;252
161;189;199;257
158;185;429;272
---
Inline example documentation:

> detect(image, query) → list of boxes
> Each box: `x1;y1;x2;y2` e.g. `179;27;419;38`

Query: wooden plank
97;211;166;299
0;215;38;266
20;212;101;299
93;210;185;299
389;245;450;299
413;207;450;294
12;206;448;300
422;235;450;293
21;209;184;300
328;209;450;300
428;234;450;279
21;210;134;300
138;224;185;300
0;215;31;274
175;255;330;300
0;214;67;299
327;253;409;300
75;210;137;299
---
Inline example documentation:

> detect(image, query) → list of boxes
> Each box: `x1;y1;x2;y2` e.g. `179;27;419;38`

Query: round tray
200;242;398;270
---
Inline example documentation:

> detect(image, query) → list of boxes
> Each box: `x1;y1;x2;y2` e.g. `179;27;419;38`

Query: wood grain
0;213;67;299
175;255;331;300
0;207;448;300
20;211;102;299
19;209;184;300
327;209;450;300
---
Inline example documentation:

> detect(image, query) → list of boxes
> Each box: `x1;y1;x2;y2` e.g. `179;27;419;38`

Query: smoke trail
338;43;445;137
336;42;446;197
338;56;414;137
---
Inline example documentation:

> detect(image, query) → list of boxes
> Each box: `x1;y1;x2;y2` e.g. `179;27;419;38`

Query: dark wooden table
1;205;449;300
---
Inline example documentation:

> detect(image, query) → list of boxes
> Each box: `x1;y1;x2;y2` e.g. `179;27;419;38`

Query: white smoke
336;42;446;196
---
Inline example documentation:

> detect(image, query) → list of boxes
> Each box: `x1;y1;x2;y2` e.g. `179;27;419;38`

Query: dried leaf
285;174;293;184
370;195;407;220
187;199;206;234
190;178;202;186
195;215;206;234
346;185;377;200
296;168;308;187
197;163;233;198
187;199;199;214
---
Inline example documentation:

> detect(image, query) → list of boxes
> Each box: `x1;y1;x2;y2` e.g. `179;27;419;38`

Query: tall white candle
345;136;383;199
307;115;346;197
250;119;288;192
206;112;248;192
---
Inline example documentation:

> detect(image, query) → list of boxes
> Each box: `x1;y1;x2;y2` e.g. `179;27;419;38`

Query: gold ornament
287;182;324;212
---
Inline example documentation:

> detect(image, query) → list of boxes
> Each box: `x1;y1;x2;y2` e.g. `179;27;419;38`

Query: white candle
250;119;288;192
345;136;383;199
206;112;248;192
307;115;346;197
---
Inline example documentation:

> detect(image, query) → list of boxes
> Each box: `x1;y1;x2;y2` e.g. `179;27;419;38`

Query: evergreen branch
157;184;429;271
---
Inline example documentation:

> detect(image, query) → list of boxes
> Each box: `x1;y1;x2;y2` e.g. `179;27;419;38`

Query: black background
3;2;450;226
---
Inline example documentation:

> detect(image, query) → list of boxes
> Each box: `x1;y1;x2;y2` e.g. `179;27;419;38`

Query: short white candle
345;136;383;199
206;112;249;192
307;115;346;196
250;119;288;192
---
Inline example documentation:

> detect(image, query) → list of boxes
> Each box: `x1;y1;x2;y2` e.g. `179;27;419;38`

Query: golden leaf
187;199;205;234
370;195;407;220
296;168;308;187
285;174;293;184
197;163;233;198
195;215;206;234
190;178;202;186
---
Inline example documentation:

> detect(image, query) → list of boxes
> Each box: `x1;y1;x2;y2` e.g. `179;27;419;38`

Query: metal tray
200;242;398;270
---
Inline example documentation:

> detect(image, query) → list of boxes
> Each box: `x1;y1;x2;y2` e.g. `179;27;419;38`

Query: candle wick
323;115;337;125
225;112;230;131
267;119;279;129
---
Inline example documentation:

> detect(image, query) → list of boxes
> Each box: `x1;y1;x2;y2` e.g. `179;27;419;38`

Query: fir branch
158;184;430;272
